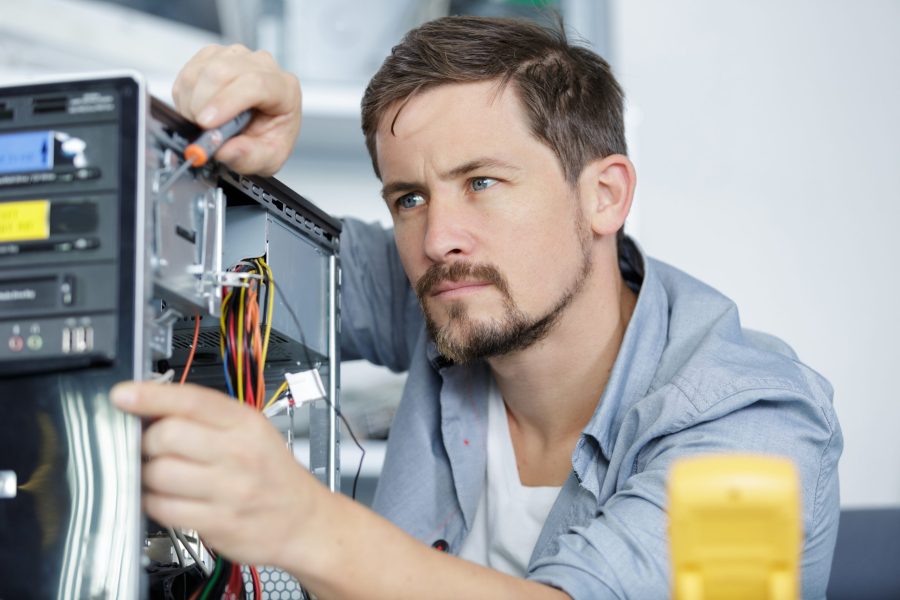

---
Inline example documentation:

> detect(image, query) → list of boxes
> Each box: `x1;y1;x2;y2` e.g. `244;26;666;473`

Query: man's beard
415;227;592;365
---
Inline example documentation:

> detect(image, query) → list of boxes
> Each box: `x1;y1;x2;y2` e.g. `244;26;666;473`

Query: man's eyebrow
441;157;522;180
380;157;521;200
381;180;420;200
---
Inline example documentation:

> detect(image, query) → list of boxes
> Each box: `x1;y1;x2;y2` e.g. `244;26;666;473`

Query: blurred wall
612;0;900;507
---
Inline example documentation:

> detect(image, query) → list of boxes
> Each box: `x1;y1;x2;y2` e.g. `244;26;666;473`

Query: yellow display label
0;200;50;243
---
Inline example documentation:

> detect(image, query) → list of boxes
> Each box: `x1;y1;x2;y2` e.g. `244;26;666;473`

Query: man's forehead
374;81;531;175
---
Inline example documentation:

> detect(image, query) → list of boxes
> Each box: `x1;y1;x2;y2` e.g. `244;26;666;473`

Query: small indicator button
61;276;75;305
8;335;24;352
26;335;42;351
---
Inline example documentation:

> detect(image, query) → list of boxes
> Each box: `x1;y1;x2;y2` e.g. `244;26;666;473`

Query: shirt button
431;539;449;552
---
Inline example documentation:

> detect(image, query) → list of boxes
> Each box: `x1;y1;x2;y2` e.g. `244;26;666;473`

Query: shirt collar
426;339;452;371
582;237;669;460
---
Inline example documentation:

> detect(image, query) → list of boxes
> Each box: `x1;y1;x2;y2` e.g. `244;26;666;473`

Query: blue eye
397;192;426;210
471;177;498;192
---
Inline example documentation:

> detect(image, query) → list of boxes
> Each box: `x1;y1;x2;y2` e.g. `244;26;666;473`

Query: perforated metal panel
243;566;309;599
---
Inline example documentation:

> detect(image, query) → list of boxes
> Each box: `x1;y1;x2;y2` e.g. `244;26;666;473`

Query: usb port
62;328;71;353
73;327;87;353
85;326;94;351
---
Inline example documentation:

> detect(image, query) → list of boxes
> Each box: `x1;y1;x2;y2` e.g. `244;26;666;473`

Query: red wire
179;316;201;385
244;349;255;407
228;309;237;387
230;563;242;598
250;566;261;599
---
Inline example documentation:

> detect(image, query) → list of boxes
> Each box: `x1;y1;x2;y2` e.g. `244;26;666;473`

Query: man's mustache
415;262;512;300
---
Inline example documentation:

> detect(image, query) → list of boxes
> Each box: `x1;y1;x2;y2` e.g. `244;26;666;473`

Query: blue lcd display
0;131;54;175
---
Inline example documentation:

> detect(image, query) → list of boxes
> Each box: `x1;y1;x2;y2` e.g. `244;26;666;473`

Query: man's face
375;81;593;363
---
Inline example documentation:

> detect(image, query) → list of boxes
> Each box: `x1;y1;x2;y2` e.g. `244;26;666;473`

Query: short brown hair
361;15;627;184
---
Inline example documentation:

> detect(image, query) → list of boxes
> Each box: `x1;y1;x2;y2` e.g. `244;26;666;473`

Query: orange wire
180;316;201;385
244;287;256;405
179;318;206;600
245;284;265;409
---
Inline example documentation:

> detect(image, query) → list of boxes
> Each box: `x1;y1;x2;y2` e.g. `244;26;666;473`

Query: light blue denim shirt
339;218;842;599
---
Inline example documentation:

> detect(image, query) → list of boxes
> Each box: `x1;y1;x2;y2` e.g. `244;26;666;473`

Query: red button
8;336;24;352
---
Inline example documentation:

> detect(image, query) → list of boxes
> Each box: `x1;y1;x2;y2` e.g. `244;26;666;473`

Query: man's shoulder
643;256;834;419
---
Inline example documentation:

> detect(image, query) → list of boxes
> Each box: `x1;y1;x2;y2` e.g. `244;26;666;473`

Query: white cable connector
263;396;291;418
262;369;327;418
285;369;327;405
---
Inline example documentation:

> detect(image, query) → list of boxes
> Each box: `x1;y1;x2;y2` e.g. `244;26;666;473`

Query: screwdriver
158;109;253;194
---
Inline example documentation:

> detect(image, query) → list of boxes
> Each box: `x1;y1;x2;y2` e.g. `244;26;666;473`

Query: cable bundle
188;556;261;600
219;258;275;409
178;255;362;598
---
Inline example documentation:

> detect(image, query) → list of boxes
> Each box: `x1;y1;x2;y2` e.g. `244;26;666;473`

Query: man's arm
339;218;423;371
113;382;568;599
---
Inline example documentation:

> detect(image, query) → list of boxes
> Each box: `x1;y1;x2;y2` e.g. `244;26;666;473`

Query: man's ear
578;154;636;236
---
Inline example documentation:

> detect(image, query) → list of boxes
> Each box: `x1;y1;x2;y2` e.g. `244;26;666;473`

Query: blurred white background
1;0;896;508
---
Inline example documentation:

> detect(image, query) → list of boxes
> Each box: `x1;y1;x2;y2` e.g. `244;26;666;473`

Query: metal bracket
206;270;261;289
149;307;182;359
196;186;225;316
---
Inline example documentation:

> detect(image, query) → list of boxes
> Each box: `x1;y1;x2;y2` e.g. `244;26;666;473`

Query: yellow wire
264;380;289;411
236;284;246;404
220;289;233;360
259;258;275;367
220;259;274;407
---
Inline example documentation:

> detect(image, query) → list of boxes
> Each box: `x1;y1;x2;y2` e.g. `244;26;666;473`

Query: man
113;16;842;598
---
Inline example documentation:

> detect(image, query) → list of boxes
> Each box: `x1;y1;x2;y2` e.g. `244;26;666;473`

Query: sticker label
0;200;50;243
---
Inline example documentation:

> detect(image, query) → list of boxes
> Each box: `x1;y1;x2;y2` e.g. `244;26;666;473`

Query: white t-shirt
458;379;563;576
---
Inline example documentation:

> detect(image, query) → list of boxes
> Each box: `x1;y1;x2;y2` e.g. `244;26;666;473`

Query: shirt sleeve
339;217;423;372
527;392;842;600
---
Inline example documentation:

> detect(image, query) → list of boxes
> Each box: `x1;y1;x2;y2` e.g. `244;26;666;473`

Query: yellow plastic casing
669;454;802;600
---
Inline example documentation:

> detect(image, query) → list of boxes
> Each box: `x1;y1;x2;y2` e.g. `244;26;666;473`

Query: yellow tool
669;454;802;600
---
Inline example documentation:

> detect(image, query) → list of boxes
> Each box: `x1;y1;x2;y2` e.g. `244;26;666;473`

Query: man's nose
422;195;476;263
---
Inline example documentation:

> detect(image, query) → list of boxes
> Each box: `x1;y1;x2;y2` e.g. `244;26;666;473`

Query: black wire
210;559;232;599
269;277;366;501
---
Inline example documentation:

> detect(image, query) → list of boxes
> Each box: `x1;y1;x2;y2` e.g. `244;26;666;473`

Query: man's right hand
172;44;302;176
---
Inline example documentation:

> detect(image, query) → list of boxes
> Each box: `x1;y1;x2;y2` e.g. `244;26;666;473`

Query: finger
111;381;250;429
200;56;301;127
214;135;283;177
172;44;226;120
187;57;248;126
143;456;220;500
144;492;217;533
143;416;224;464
